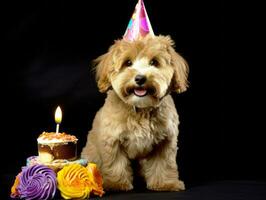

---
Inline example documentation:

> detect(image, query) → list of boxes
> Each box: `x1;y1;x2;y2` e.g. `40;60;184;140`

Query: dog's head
94;35;189;108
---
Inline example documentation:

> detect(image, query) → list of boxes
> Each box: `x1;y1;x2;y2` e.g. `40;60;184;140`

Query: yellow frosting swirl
57;163;92;199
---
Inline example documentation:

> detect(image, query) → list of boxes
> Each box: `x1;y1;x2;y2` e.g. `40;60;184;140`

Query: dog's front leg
139;137;185;191
100;138;133;191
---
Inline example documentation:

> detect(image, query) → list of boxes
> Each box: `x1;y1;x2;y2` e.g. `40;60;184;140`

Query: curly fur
81;35;188;191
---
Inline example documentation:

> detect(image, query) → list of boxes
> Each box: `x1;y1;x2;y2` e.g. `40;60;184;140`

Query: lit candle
55;106;62;134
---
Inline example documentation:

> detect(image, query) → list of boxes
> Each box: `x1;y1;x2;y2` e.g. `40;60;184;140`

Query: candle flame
55;106;62;124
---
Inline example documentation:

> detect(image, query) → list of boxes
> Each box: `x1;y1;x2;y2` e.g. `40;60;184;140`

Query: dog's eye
123;59;132;67
150;58;159;67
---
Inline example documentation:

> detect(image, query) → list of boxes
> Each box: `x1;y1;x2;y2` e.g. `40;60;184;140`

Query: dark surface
2;175;266;200
2;0;266;199
96;181;266;200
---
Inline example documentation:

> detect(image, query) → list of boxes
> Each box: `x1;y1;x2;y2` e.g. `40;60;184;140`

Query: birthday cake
37;132;78;163
23;131;87;172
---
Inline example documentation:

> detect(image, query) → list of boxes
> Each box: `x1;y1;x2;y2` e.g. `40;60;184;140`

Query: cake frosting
11;164;57;200
57;163;104;199
37;132;78;144
86;163;105;197
57;163;92;199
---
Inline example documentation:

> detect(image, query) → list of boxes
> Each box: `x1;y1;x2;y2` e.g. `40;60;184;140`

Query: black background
1;0;265;199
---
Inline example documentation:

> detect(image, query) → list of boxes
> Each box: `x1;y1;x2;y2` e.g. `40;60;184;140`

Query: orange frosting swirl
10;173;21;198
87;163;104;197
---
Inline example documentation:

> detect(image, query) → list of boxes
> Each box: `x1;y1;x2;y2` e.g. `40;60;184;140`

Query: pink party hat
123;0;154;41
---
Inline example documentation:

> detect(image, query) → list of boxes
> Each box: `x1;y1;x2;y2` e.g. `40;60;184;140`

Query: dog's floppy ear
94;40;123;93
169;46;189;93
159;36;189;93
94;52;112;93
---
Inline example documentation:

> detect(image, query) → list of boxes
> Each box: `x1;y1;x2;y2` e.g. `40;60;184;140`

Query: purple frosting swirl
17;165;56;200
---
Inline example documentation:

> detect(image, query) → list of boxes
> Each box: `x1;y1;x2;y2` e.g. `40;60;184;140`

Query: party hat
123;0;154;41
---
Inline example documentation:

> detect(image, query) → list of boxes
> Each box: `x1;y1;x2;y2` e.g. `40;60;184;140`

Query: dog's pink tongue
134;88;147;96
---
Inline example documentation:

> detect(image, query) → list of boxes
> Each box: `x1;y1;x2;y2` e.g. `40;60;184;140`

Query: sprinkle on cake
37;132;78;143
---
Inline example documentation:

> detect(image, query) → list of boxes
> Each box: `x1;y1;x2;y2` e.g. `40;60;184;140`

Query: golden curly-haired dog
81;35;188;191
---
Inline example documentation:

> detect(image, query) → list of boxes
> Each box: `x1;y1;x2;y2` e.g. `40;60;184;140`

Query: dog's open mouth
134;88;148;97
126;86;156;97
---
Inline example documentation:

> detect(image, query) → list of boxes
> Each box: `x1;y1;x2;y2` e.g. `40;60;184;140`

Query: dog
81;35;188;191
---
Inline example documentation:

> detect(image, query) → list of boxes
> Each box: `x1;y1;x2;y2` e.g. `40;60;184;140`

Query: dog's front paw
104;181;133;191
147;180;185;191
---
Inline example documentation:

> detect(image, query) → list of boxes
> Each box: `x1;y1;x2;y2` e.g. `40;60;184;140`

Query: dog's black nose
135;75;146;85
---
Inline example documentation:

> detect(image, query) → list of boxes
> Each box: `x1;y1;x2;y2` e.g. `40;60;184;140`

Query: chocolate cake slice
37;132;78;163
